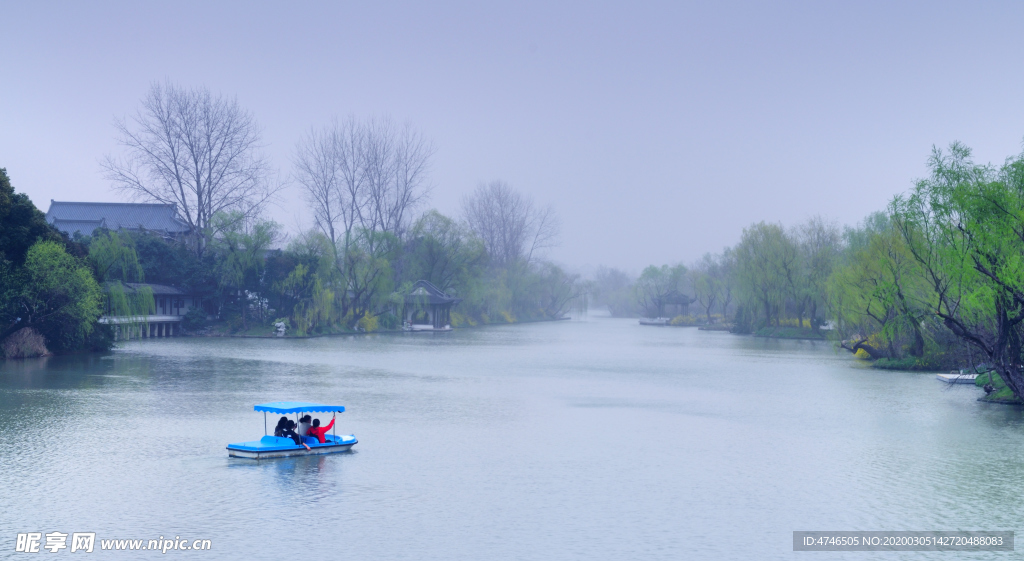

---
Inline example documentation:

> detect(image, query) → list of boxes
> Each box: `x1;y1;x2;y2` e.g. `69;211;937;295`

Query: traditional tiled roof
50;219;106;236
404;280;461;305
105;282;189;296
124;282;187;296
45;201;190;236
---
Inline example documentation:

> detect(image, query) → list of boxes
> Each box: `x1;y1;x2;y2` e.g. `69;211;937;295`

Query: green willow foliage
889;142;1024;398
212;212;280;329
132;203;578;337
828;213;934;360
634;264;689;318
629;140;1024;397
16;241;103;352
89;231;154;338
734;222;797;328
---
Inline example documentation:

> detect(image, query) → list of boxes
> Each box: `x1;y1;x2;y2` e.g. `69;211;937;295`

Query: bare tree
293;116;433;258
360;117;433;245
462;180;560;268
293;121;342;259
103;82;276;256
292;115;434;321
527;204;560;263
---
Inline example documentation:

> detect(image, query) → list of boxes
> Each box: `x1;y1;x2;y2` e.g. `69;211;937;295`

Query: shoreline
751;334;830;342
180;315;574;340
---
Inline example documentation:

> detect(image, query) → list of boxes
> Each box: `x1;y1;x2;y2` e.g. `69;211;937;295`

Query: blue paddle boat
227;401;358;459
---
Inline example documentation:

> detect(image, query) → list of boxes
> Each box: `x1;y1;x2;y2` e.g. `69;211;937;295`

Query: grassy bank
974;371;1023;404
870;357;947;371
698;324;733;331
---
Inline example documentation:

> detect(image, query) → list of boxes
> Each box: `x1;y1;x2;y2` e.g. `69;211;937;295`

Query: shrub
182;308;207;330
872;356;949;371
377;311;399;330
271;317;290;336
450;312;475;327
872;357;919;370
357;313;379;332
500;311;516;323
2;327;50;359
86;322;115;352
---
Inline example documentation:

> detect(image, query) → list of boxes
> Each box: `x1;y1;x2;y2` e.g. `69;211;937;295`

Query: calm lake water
2;315;1023;559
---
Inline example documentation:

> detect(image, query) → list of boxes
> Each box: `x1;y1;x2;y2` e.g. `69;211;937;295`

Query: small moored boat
936;372;979;384
227;401;358;459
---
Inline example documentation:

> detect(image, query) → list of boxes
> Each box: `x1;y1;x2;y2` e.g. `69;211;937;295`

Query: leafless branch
102;82;277;256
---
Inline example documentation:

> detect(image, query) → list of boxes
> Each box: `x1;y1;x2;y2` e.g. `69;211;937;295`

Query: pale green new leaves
23;241;103;344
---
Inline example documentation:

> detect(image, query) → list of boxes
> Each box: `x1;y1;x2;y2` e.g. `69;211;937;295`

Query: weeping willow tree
88;231;154;339
292;276;339;335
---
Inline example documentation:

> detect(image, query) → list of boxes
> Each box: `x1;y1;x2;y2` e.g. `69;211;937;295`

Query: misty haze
3;2;1024;559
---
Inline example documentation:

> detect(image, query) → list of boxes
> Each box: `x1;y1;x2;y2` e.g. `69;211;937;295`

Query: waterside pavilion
402;280;461;331
100;283;204;339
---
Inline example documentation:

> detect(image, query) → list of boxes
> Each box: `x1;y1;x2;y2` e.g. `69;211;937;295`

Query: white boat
404;322;452;332
639;317;671;326
936;372;979;384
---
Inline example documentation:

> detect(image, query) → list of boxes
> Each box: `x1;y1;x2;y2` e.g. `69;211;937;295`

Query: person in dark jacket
278;419;310;450
273;416;288;436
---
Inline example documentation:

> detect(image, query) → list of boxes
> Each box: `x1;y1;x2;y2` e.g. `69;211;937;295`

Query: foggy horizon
6;2;1024;273
8;4;1024;558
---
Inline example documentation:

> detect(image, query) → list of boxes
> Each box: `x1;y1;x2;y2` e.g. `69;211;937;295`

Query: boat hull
227;434;357;459
936;373;979;385
228;443;354;459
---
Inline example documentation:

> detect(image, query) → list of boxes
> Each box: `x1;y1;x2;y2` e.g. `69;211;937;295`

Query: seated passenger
281;420;311;451
307;414;336;444
297;415;312;437
273;416;289;437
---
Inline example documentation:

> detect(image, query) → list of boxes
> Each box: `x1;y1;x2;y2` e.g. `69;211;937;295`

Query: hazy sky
5;2;1024;273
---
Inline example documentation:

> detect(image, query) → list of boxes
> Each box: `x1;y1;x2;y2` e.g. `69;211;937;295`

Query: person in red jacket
307;414;335;444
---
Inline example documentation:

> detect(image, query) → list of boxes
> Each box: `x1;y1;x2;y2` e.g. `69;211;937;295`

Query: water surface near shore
1;316;1021;559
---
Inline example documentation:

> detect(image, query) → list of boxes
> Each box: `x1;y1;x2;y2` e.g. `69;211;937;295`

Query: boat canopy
254;401;346;414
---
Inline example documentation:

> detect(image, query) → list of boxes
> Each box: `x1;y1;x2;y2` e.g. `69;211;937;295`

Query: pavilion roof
404;280;461;305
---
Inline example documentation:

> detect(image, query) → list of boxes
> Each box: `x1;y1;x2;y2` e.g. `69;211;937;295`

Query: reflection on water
1;317;1023;559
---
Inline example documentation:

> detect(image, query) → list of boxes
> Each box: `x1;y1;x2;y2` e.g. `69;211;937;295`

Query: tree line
13;79;1024;403
0;82;587;357
0;168;106;358
592;217;837;333
593;140;1024;401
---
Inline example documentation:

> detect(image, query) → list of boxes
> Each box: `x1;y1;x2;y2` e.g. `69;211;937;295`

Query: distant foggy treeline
590;215;836;331
24;83;587;347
